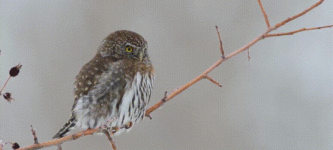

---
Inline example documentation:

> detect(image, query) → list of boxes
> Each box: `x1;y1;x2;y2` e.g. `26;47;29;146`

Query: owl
53;30;154;138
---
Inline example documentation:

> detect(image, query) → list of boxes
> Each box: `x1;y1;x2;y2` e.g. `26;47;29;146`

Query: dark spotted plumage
53;30;154;139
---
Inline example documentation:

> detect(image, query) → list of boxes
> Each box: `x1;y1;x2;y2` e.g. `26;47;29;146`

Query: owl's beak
138;51;144;61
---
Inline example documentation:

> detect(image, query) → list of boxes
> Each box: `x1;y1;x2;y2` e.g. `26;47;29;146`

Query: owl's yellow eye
125;46;133;52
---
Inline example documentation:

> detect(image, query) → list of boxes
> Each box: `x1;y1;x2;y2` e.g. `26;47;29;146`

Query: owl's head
98;30;148;61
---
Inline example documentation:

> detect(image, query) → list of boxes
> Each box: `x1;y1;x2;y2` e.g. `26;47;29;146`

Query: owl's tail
52;114;76;139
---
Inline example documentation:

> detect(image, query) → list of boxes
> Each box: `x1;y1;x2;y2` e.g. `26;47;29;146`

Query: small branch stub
204;75;222;87
162;91;168;102
30;125;39;144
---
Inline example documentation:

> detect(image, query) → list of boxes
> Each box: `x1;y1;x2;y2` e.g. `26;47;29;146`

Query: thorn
162;91;168;102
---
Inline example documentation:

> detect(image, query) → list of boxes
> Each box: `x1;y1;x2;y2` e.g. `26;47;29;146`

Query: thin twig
215;26;225;58
0;77;11;94
257;0;270;27
265;25;333;37
273;0;324;29
30;125;39;144
102;130;117;150
204;75;222;87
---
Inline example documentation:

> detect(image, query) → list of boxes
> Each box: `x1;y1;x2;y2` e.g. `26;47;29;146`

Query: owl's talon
111;127;119;134
124;122;133;129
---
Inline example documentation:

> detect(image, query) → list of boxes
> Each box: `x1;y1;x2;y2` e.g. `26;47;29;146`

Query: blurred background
1;0;332;149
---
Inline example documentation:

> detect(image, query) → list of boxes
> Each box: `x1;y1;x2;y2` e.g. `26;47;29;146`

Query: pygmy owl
53;30;154;138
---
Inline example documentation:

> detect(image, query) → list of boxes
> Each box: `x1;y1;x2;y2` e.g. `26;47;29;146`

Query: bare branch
145;0;328;117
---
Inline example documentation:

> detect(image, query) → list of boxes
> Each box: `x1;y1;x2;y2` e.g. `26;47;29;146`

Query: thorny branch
4;0;332;149
144;0;331;117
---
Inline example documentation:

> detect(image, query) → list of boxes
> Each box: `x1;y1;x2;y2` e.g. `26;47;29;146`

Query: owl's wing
72;57;131;115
